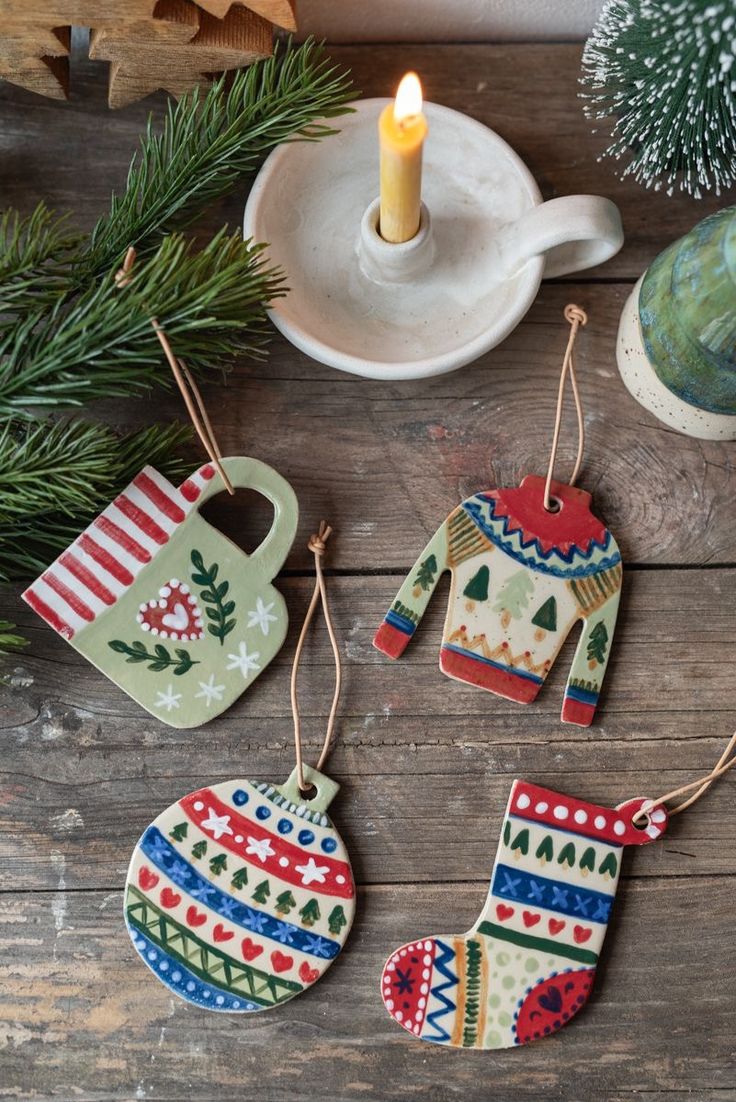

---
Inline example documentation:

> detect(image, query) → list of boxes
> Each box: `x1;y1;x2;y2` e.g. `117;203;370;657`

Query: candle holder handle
498;195;624;279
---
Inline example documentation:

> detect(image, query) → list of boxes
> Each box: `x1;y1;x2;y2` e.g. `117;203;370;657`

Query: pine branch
80;38;354;278
0;621;28;653
0;418;192;581
0;202;80;315
0;229;284;414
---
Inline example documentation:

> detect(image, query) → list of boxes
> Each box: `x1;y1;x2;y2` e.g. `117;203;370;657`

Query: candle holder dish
243;98;624;381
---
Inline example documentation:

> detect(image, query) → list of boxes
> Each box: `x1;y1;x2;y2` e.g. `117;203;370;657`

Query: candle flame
394;72;423;125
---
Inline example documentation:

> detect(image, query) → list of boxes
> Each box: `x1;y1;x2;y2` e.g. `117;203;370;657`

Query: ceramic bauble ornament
617;206;736;440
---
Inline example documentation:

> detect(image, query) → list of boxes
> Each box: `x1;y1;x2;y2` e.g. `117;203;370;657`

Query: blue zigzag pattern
424;939;458;1044
462;496;622;580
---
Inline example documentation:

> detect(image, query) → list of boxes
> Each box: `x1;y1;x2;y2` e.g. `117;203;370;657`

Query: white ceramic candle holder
243;98;624;381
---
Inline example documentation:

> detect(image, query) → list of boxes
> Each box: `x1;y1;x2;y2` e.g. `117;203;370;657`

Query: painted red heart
496;904;514;922
213;923;234;942
137;579;204;641
241;937;263;961
548;918;566;936
573;925;592;944
299;962;320;984
160;887;181;909
186;905;207;928
271;950;293;974
522;910;540;928
138;866;159;891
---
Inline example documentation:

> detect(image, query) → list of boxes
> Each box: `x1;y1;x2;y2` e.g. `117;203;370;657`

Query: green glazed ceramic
617;206;736;439
23;457;298;728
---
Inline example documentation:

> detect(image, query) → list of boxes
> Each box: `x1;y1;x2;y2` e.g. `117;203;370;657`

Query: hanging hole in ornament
545;496;562;514
631;806;652;831
299;782;318;801
199;487;274;556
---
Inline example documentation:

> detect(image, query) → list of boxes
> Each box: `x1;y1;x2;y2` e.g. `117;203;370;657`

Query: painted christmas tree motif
274;890;296;916
190;549;237;645
493;569;535;630
191;840;207;860
599;852;618;880
531;595;557;642
252;879;270;903
328;905;348;936
510;828;529;858
463;565;490;611
557;841;576;868
535;835;554;864
587;621;609;667
412;554;438;597
299;899;321;927
230;866;249;891
169;822;188;842
579;846;596;876
209;853;227;876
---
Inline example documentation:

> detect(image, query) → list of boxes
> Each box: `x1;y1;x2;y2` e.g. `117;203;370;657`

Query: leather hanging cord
637;730;736;820
291;523;342;793
543;304;587;512
115;246;234;496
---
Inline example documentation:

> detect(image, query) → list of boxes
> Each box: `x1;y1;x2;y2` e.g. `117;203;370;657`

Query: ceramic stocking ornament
381;733;736;1049
22;457;298;729
124;524;356;1012
374;306;621;726
381;779;666;1048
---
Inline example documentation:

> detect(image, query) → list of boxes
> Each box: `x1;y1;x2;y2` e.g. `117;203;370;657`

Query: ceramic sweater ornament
617;206;736;440
23;457;298;728
374;306;621;726
124;523;356;1012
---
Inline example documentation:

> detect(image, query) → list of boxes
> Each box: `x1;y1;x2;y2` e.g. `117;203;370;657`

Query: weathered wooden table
2;43;735;1101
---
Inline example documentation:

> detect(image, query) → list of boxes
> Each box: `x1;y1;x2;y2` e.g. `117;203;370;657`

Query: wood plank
89;281;736;571
1;879;734;1100
0;44;730;278
2;569;735;890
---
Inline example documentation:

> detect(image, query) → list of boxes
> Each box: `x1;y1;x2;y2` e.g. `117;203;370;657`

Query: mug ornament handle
187;457;299;583
499;195;624;279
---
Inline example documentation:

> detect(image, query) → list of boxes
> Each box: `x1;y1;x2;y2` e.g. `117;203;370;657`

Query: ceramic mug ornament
23;457;298;728
243;99;624;380
617;206;736;440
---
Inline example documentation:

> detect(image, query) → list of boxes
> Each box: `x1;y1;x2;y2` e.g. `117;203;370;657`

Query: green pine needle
0;228;284;414
0;419;193;581
0;202;79;314
81;38;354;277
0;620;29;653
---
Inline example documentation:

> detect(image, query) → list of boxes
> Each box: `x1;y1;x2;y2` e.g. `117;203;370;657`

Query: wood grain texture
0;39;735;1102
194;0;297;32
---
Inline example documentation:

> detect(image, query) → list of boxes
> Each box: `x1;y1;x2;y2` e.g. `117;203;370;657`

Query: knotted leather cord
634;730;736;824
543;304;587;512
115;246;234;495
291;523;342;794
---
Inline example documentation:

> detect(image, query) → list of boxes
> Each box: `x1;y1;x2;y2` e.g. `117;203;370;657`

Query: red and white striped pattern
23;463;216;640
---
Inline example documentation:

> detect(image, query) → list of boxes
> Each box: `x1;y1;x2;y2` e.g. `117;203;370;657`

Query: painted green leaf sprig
108;639;198;675
190;549;236;644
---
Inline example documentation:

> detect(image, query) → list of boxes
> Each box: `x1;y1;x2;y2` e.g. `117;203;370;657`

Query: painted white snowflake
246;597;278;637
154;684;182;712
226;641;261;679
195;675;225;706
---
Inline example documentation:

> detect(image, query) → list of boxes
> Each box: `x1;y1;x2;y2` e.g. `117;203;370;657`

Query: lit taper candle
379;72;428;244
